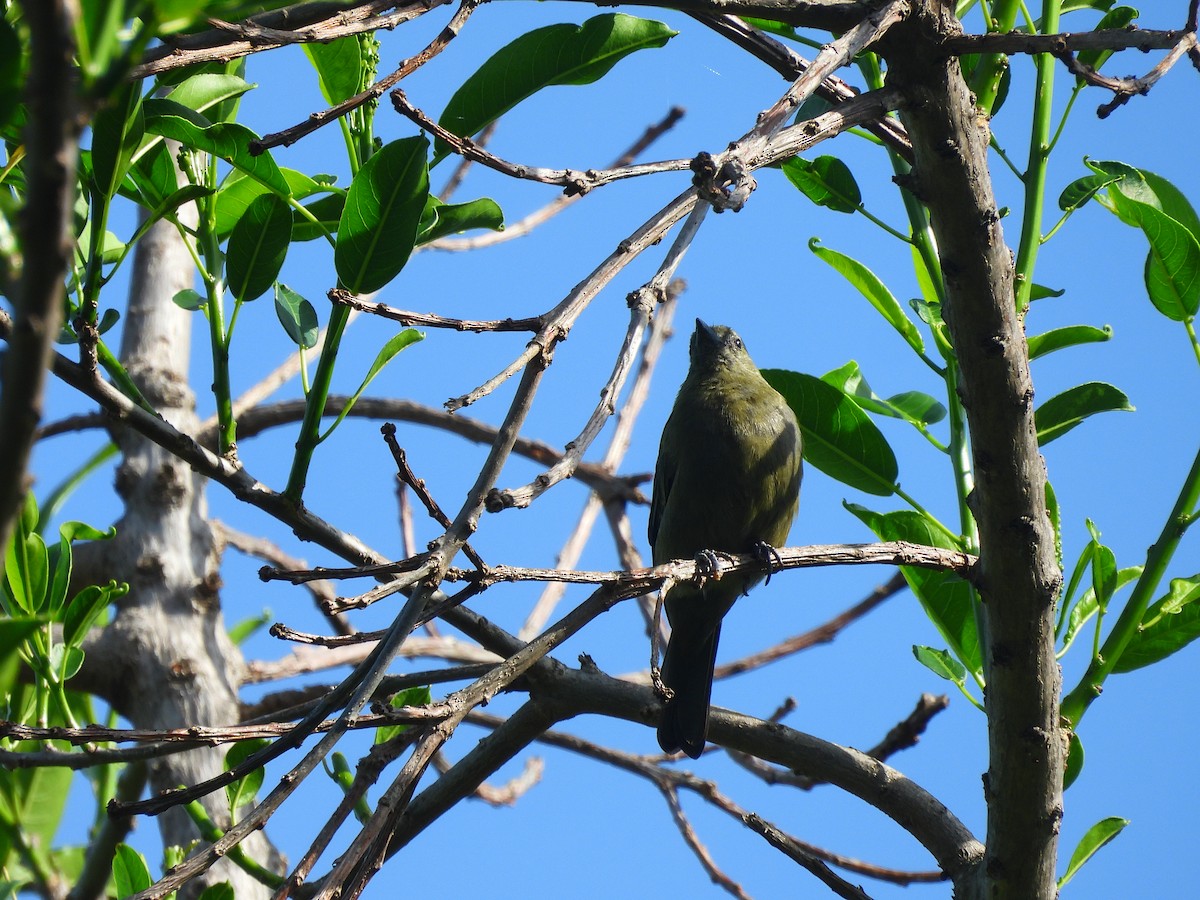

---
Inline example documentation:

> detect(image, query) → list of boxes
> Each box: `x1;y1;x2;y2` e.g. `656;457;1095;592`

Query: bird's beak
695;318;720;345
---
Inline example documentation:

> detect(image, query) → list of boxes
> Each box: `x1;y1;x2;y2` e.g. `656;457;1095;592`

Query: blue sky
30;4;1200;897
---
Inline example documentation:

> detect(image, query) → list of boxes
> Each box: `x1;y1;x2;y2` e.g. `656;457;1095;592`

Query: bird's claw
693;549;722;582
752;540;784;586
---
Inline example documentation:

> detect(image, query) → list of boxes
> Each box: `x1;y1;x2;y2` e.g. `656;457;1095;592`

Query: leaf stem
1060;440;1200;726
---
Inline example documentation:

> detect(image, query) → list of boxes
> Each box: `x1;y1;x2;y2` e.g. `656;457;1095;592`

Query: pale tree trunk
83;206;283;898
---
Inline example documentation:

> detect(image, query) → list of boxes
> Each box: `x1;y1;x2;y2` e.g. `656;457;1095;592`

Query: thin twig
1053;30;1199;117
251;0;480;154
487;209;705;512
428;107;686;252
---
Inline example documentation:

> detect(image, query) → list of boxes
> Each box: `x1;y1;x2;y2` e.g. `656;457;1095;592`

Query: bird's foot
752;540;784;586
692;549;723;583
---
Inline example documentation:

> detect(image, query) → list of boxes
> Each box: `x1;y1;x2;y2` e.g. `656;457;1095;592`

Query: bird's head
688;319;759;379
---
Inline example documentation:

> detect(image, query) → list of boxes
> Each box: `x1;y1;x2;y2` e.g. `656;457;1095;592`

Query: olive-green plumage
650;320;803;758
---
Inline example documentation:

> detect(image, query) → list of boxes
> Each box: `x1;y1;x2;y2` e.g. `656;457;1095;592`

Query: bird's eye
733;338;743;350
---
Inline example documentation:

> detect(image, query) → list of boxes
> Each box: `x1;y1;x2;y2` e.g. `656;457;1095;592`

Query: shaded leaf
143;106;290;197
1060;566;1142;655
762;369;898;496
91;82;144;201
418;196;505;244
1035;382;1134;445
782;156;861;214
275;284;319;349
848;504;979;673
226;193;292;302
173;289;206;311
216;168;332;238
1077;7;1139;82
113;844;152;898
224;738;270;812
335;137;429;293
304;35;363;106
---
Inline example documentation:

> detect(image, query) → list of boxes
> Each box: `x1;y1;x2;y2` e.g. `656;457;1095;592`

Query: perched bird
650;319;803;758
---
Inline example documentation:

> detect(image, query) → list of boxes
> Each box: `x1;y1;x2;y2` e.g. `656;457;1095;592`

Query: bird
650;319;803;759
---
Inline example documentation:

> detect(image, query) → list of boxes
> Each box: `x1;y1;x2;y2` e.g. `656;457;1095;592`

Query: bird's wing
647;410;677;552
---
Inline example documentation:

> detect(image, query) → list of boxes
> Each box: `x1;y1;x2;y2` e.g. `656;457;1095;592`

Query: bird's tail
657;621;722;759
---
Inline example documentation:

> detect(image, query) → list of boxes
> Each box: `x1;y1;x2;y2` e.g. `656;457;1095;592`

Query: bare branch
0;0;79;552
251;0;480;155
130;0;451;80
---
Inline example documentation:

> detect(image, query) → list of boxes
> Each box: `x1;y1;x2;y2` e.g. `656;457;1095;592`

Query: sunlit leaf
810;238;924;354
1027;324;1112;359
1035;382;1134;445
1058;817;1128;889
762;369;898;496
434;14;676;163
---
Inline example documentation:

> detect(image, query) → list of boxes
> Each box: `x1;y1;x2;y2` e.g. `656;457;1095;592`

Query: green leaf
1060;566;1142;655
165;73;254;117
1109;190;1200;320
62;581;125;648
809;238;924;354
374;685;432;745
4;496;47;615
819;362;945;427
215;167;333;238
113;844;152;898
292;192;346;243
1058;172;1121;213
1035;382;1134;445
912;645;966;685
1091;542;1118;614
434;14;676;163
304;35;364;106
417;196;505;244
1058;817;1128;889
224;738;270;812
782;156;862;214
1113;575;1200;672
761;369;898;496
1063;730;1084;790
226;193;292;302
0;619;45;669
1139;170;1200;243
886;391;947;425
142;107;290;198
196;884;235;900
173;289;206;311
848;504;979;673
0;18;20;131
322;330;425;439
1027;324;1112;359
1028;283;1066;301
335;136;429;294
323;752;372;823
1076;7;1139;81
91;82;144;201
227;609;271;645
127;140;181;209
274;284;319;349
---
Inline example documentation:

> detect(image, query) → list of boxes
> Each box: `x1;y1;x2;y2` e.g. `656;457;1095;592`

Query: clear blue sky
34;4;1200;897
